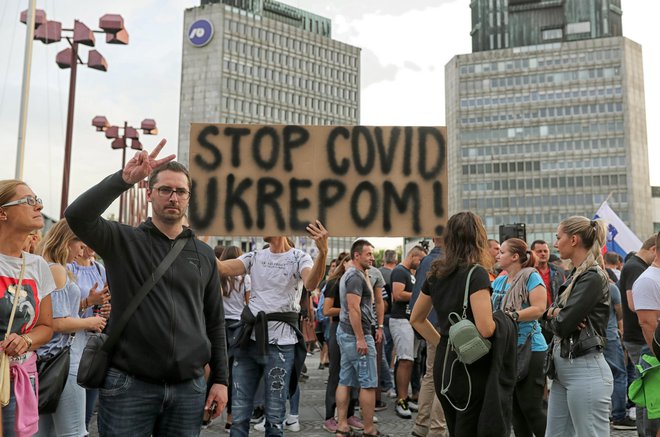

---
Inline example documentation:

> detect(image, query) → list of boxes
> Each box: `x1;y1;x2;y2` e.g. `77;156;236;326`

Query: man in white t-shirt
631;232;660;436
218;223;328;436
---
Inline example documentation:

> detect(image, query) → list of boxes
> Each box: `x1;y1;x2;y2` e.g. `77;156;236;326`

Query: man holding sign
217;226;328;437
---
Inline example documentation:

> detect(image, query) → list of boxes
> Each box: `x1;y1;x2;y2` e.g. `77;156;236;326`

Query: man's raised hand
306;220;329;254
122;139;176;185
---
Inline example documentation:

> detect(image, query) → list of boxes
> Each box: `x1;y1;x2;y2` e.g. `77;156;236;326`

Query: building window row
223;38;358;83
482;208;629;230
461;192;628;213
461;136;624;158
460;84;621;110
222;97;357;122
460;120;624;143
223;77;357;114
461;66;620;93
223;60;358;99
461;174;627;193
225;19;358;67
461;155;625;176
459;47;620;76
460;101;622;125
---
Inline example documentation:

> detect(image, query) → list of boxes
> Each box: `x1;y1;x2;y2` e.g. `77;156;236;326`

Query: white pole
15;0;37;179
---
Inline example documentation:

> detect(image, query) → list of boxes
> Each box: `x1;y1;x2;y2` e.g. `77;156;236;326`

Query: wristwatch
510;311;520;322
378;324;384;329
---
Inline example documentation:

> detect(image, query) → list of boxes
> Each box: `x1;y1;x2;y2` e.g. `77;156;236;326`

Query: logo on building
188;19;214;47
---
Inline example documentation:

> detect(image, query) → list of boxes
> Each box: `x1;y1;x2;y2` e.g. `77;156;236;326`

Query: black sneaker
250;406;264;424
612;417;637;430
395;398;412;419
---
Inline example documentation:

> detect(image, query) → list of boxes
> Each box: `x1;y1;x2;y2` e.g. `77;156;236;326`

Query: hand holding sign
306;220;329;255
122;139;176;185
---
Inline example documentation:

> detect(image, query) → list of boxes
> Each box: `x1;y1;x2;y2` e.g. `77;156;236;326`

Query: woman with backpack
410;212;497;436
543;216;612;436
491;238;547;436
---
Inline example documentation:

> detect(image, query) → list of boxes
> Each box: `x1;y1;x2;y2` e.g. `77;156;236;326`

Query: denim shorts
336;325;378;389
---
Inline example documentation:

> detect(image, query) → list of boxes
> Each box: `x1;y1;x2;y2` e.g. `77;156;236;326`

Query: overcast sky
0;0;657;224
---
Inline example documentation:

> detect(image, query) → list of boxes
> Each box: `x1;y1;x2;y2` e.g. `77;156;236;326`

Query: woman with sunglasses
0;181;56;437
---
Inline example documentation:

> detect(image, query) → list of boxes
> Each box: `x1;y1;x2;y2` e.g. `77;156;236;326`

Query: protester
68;244;111;428
217;246;251;433
543;216;612;437
408;237;447;437
491;238;547;437
335;239;387;437
411;212;507;437
0;180;55;437
217;227;328;437
389;246;426;418
378;250;397;379
322;253;363;433
487;239;501;280
631;231;660;436
35;219;107;436
65;141;229;435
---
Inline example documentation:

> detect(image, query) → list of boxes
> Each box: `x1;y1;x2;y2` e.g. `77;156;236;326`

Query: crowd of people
1;143;660;437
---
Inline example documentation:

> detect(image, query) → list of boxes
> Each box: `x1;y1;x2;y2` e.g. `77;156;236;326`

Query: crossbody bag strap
101;237;189;352
4;256;26;340
461;265;479;319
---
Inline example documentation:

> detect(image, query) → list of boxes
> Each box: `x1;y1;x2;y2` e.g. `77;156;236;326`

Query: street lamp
92;116;158;224
21;10;129;218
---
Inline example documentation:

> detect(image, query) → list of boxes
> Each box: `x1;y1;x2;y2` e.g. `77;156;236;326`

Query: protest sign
188;124;447;237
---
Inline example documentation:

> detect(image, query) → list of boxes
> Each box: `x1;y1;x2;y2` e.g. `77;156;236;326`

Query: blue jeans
36;371;86;436
230;341;295;437
98;367;206;437
336;326;378;389
1;373;37;437
604;337;627;421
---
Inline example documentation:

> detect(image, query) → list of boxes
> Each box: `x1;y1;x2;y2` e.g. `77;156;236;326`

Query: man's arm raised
301;220;329;291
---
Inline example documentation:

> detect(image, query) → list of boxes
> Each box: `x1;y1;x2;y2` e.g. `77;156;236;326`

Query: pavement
89;352;638;437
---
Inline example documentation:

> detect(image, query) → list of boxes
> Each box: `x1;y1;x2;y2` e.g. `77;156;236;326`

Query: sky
0;0;657;239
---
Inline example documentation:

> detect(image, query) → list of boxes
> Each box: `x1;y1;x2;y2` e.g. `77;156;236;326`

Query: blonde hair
38;219;78;280
558;216;608;305
0;180;27;208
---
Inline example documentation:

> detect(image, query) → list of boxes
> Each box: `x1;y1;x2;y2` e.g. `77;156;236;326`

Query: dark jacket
547;267;610;358
478;310;517;437
547;264;566;304
65;171;228;385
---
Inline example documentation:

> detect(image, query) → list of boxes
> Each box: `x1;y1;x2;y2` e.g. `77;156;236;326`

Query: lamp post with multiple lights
92;116;158;224
20;10;129;218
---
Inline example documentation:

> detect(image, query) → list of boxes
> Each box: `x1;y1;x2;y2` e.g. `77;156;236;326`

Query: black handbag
77;237;188;389
569;317;605;358
37;339;72;414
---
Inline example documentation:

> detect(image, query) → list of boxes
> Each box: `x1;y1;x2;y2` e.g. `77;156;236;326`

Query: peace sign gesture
121;139;176;185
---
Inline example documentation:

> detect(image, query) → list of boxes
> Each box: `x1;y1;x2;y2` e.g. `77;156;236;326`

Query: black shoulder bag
77;237;188;389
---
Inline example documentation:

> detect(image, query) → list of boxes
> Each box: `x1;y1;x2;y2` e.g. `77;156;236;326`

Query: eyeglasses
156;187;190;200
1;196;43;208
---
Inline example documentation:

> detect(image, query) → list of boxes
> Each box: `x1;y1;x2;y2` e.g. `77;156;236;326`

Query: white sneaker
386;388;397;399
408;399;419;412
395;399;412;419
285;418;301;432
628;407;637;421
253;417;266;432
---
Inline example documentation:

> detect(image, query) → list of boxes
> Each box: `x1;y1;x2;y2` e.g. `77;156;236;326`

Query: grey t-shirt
339;267;375;336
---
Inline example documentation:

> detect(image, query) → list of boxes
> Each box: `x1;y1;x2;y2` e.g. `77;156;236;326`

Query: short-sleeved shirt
68;261;107;318
323;277;341;322
491;272;548;352
632;266;660;311
422;265;491;336
607;283;622;341
390;264;415;320
222;275;251;320
618;255;648;343
0;252;56;337
339;267;375;336
240;248;313;345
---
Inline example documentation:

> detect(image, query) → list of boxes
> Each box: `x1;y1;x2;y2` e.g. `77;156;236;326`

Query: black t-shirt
618;255;648;344
390;264;415;319
323;277;341;322
422;265;491;336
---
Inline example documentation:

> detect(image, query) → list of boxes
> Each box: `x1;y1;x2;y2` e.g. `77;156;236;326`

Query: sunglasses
1;196;43;208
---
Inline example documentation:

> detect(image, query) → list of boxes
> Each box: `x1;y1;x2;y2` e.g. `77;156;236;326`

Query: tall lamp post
20;10;129;218
92;116;158;224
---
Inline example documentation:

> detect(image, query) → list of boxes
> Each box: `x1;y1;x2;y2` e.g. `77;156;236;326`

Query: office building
446;0;652;243
178;0;361;255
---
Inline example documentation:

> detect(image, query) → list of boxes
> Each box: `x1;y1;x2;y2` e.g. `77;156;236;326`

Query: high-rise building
178;0;361;254
446;0;652;243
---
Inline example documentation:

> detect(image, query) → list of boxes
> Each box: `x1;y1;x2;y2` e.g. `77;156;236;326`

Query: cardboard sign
188;124;447;237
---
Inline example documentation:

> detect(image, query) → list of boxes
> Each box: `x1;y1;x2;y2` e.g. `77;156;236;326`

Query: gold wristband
21;334;33;349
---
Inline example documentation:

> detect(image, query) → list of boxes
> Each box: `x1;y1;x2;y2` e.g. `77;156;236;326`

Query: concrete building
446;0;651;243
178;0;360;255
